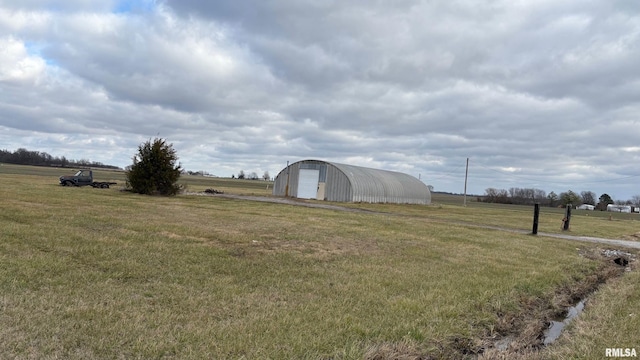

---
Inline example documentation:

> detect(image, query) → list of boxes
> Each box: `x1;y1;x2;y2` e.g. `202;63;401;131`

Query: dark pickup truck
59;169;117;188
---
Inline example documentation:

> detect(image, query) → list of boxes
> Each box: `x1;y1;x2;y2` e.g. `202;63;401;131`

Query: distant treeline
0;148;120;170
480;187;631;209
482;187;549;205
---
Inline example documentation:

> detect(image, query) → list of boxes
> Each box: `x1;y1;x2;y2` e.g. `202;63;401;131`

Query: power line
428;163;467;181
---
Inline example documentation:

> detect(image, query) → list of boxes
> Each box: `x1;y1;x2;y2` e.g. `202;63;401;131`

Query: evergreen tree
559;190;581;207
126;138;182;195
596;193;614;210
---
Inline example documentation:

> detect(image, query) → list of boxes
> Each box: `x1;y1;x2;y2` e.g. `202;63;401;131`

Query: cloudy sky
1;1;640;200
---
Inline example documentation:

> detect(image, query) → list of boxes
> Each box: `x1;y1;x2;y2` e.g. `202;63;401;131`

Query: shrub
126;138;182;195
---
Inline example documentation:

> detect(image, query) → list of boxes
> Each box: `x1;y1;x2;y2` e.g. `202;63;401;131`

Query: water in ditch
543;299;587;345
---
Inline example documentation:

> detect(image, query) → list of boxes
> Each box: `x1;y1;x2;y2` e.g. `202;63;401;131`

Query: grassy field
343;193;640;240
0;164;638;359
0;164;274;196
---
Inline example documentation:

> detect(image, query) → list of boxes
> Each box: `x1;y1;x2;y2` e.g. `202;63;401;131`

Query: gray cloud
1;1;639;199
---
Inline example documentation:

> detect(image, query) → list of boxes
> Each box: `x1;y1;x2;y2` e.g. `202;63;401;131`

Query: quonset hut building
272;159;431;205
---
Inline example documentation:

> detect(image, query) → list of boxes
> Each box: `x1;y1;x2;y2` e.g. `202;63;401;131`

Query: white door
297;169;319;199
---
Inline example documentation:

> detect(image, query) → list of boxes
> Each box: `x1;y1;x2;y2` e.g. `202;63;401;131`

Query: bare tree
484;188;499;203
580;191;596;205
534;189;547;203
504;187;544;205
262;171;270;181
484;188;511;204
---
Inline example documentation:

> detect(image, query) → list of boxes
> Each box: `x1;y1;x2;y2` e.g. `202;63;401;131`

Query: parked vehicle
59;169;117;188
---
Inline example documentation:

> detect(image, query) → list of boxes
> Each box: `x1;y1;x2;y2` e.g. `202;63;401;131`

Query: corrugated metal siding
273;160;326;198
273;162;300;197
273;168;287;195
331;162;430;204
273;159;431;204
324;164;351;202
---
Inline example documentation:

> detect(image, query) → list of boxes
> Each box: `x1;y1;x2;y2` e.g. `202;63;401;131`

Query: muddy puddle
364;248;636;359
490;297;588;354
543;298;586;345
476;248;636;359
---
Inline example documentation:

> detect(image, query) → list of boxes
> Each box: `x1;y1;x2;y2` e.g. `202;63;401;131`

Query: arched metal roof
329;161;431;204
272;159;431;204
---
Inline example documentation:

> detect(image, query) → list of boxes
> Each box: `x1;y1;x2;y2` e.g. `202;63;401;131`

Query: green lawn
0;164;638;359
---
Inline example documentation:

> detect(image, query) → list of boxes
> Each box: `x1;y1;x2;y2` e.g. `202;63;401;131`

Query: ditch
476;248;636;359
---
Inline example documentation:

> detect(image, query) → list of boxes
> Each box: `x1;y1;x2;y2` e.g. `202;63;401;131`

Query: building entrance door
297;169;319;199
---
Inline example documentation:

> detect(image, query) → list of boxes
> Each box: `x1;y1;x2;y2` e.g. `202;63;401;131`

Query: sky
1;0;640;200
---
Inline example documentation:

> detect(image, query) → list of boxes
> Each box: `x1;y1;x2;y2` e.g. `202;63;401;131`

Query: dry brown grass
1;164;639;359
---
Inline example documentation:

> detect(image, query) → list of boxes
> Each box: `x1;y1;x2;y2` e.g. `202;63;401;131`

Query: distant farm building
607;204;632;213
272;159;431;204
577;204;595;210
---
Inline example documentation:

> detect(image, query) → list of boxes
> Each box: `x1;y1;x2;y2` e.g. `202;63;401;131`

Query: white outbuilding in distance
272;159;431;205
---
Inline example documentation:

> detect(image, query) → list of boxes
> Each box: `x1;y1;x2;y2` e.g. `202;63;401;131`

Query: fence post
532;203;540;235
562;204;572;231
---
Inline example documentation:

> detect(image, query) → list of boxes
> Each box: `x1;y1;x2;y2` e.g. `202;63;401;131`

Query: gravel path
210;193;381;213
201;193;640;250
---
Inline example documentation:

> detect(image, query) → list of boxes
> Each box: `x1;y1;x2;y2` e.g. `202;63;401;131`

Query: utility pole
284;161;290;197
463;157;469;206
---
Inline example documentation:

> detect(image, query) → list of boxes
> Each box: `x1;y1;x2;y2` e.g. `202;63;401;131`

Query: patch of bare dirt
622;232;640;241
364;341;434;360
157;231;209;243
